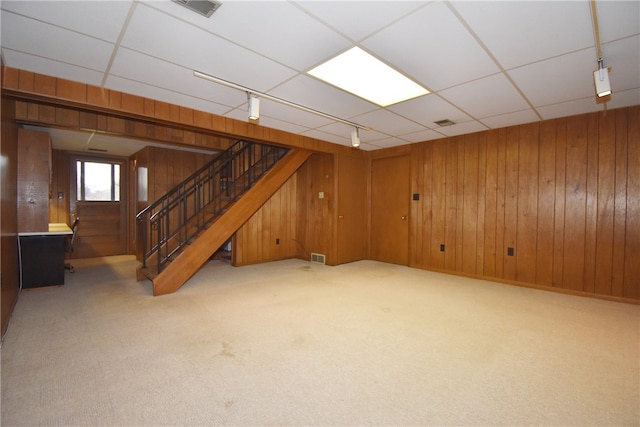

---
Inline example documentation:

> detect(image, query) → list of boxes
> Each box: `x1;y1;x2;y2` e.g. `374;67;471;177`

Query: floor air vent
172;0;222;18
310;253;326;264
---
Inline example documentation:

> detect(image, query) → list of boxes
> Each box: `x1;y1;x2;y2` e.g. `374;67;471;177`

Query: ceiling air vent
434;119;456;127
172;0;221;18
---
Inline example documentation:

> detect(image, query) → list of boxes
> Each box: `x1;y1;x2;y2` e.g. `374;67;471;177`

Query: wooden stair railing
149;148;312;295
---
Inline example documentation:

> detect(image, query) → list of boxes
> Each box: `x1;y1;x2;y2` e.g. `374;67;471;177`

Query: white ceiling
2;0;639;153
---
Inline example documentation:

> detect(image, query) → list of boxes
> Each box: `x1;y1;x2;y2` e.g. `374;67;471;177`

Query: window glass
77;160;121;202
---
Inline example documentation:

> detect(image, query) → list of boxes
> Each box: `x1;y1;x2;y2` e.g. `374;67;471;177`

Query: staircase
136;140;311;295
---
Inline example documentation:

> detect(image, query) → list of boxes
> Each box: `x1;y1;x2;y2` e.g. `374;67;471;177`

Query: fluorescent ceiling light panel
308;47;429;107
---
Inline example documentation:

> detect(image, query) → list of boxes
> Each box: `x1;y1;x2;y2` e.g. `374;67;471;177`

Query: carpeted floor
1;256;639;426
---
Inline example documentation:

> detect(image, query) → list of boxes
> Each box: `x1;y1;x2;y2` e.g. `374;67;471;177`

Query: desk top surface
19;223;72;236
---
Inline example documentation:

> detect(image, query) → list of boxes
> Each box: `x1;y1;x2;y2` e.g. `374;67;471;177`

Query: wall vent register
310;253;326;265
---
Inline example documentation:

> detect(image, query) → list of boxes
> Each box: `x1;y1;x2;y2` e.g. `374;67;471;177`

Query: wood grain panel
562;116;588;291
444;140;459;271
430;140;447;270
536;120;556;286
594;112;615;295
623;106;640;299
516;123;538;284
483;130;498;277
611;109;628;297
583;113;599;294
495;128;507;279
295;154;334;263
17;128;51;232
503;127;519;281
336;154;367;264
409;145;425;268
462;134;479;274
476;132;487;275
553;119;567;287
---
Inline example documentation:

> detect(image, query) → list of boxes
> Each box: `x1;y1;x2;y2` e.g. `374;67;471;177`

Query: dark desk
19;223;72;289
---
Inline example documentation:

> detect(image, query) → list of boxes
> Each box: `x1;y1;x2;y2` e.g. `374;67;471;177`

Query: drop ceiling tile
597;1;640;43
537;96;606;120
109;48;245;109
164;1;350;71
439;73;530;119
1;12;115;72
397;129;446;143
269;74;377;121
352;109;427;136
254;98;335;129
509;48;597;108
481;109;540;130
452;1;593;70
603;87;640;110
1;0;132;42
106;75;234;117
362;1;499;91
1;49;105;86
602;36;640;93
294;1;427;42
302;129;351;147
121;3;296;91
388;95;473;128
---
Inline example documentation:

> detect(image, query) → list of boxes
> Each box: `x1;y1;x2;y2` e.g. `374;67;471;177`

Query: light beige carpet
1;256;638;426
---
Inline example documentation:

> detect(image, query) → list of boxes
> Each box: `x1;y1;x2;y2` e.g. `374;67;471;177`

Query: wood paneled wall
295;153;336;264
234;175;298;266
410;106;639;302
1;90;20;338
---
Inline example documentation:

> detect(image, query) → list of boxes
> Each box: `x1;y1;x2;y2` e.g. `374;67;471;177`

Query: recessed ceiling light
308;47;429;107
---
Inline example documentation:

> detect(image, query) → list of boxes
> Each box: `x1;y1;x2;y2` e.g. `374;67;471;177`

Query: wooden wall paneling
444;138;459;271
295;154;334;263
1;93;20;338
495;128;508;279
409;145;425;268
594;112;616;295
49;149;70;225
462;133;479;275
611;109;628;297
483;130;499;277
17;128;51;232
455;137;465;272
552;119;567;288
430;140;447;270
536;120;557;286
503;127;519;281
335;154;367;265
515;123;539;284
562;116;588;291
623;106;640;299
475;132;487;276
583;112;600;294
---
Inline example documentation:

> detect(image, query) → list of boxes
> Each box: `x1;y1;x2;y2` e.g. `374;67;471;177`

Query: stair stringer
151;148;312;296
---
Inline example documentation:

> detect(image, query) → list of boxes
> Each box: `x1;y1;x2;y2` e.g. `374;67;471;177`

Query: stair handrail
136;140;289;275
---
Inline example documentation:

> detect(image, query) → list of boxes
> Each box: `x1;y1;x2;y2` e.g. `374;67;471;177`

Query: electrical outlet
440;244;445;252
276;238;280;245
507;247;515;256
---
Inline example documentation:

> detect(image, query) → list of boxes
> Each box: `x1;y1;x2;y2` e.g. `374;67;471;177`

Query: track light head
594;59;612;98
248;93;260;123
351;129;360;148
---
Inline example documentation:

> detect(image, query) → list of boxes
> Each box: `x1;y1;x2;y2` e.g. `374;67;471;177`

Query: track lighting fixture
193;70;371;146
351;128;360;148
248;93;260;123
